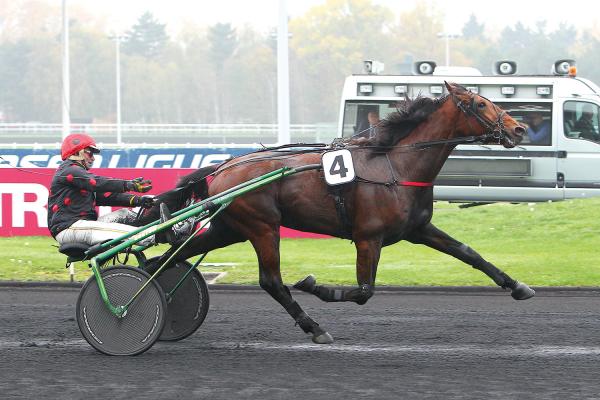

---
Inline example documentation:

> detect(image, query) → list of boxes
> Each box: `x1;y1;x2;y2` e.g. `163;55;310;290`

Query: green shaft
124;203;229;309
87;166;294;258
90;165;318;317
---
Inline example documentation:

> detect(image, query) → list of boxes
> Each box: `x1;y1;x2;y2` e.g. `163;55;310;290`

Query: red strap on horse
398;181;433;187
206;175;214;187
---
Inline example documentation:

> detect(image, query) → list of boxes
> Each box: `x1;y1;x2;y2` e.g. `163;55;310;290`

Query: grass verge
1;198;599;286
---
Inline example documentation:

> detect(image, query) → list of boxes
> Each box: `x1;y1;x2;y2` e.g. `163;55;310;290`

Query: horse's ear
444;81;454;93
445;81;465;95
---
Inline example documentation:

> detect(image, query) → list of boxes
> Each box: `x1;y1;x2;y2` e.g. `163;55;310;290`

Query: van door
558;100;600;199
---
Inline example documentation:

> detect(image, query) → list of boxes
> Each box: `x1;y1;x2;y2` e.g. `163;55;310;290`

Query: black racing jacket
47;160;137;237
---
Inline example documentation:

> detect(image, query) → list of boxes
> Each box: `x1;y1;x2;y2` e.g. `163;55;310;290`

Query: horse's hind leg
250;227;334;344
294;239;382;305
407;222;534;300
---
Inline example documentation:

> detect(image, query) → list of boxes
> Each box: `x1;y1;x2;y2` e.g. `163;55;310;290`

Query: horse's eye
477;101;486;109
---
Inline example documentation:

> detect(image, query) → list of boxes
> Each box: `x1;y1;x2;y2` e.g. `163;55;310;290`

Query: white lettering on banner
91;156;102;168
49;155;62;168
173;154;185;168
0;155;60;168
144;153;231;168
0;151;240;169
0;183;48;228
190;154;203;169
20;155;48;168
135;155;147;168
0;155;19;168
107;154;121;168
146;154;175;168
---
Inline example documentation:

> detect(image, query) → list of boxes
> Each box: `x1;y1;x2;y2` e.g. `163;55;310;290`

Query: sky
73;0;600;36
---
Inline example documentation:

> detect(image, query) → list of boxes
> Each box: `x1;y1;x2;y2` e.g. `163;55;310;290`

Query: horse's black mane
371;94;448;147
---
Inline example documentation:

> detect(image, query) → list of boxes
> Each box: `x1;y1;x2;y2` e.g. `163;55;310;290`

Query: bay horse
149;82;534;344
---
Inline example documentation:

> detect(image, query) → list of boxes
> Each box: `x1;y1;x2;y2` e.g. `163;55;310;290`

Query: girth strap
329;186;353;239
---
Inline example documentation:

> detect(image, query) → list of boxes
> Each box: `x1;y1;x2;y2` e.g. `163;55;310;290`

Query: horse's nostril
515;126;526;136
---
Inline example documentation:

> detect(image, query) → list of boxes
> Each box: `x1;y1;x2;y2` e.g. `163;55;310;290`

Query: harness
329;185;353;238
194;91;513;239
329;151;435;238
330;91;512;237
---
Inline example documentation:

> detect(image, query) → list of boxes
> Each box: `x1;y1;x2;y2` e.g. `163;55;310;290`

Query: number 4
329;155;349;178
322;149;355;186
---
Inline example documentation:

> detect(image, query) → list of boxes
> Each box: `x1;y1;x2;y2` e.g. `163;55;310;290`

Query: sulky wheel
145;257;210;342
76;265;166;356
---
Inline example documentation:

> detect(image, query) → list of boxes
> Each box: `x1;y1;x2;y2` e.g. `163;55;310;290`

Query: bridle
447;91;510;146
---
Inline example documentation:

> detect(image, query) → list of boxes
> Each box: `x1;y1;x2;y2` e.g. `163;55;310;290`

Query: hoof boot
312;331;334;344
511;281;535;300
294;275;316;293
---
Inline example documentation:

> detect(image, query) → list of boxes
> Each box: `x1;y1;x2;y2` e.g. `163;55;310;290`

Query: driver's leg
98;208;139;225
55;219;153;246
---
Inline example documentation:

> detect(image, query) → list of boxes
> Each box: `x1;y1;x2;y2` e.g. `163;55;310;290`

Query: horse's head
445;81;525;148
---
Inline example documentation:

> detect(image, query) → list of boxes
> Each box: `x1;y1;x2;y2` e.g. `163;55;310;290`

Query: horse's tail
136;164;219;226
175;164;217;199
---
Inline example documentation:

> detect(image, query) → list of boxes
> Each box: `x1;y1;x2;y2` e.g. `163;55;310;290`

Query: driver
47;133;187;247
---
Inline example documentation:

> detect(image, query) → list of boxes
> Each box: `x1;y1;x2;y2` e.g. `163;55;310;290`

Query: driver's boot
155;203;195;244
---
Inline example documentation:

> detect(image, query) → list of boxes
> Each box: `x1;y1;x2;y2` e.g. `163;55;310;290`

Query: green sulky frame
84;164;321;318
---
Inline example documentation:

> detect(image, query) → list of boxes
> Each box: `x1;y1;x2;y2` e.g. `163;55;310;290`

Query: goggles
83;147;100;156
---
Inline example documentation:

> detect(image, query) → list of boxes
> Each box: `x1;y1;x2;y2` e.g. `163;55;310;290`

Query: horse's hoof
294;275;316;293
312;331;334;344
511;281;535;300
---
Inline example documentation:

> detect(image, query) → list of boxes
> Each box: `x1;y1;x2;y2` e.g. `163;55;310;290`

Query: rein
203;91;513;186
351;91;511;152
346;91;512;188
356;177;433;187
209;131;491;177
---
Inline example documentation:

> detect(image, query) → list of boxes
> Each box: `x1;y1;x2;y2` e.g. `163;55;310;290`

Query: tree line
1;0;600;125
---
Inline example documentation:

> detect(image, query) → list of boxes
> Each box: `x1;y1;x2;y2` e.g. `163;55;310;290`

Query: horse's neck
390;103;459;182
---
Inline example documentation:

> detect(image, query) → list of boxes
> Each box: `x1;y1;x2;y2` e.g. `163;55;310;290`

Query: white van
338;60;600;202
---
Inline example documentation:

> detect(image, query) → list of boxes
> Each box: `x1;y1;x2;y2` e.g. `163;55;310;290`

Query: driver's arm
59;166;130;193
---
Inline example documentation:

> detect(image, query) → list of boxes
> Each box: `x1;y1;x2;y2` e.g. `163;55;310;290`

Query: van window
342;101;400;138
564;101;600;144
342;100;554;146
500;103;552;146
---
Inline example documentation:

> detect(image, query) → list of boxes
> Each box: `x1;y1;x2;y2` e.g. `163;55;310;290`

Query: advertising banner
0;167;328;239
0;147;256;169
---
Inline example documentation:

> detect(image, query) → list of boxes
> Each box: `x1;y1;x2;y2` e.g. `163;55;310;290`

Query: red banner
0;168;328;238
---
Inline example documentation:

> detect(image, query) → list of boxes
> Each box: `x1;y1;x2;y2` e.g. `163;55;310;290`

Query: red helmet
61;133;100;160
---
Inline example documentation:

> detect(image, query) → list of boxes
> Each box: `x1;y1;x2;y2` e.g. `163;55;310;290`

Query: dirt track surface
1;286;599;399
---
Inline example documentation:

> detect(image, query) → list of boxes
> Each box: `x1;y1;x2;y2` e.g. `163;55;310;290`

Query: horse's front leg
250;227;334;344
407;222;535;300
294;238;382;305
